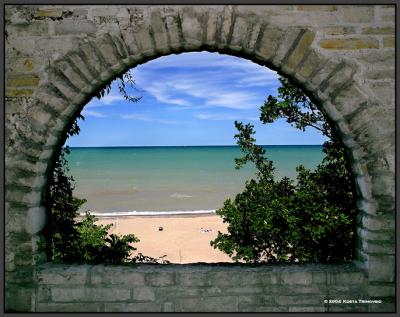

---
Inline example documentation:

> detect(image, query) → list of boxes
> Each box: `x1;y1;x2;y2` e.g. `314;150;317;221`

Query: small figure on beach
159;226;164;231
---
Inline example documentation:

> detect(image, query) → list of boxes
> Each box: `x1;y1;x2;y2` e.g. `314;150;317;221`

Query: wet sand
94;214;233;263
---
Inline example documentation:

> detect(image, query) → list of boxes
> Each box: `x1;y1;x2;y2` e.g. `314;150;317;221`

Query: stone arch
5;5;395;312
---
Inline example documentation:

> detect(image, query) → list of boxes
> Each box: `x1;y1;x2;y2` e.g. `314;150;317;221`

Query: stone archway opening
58;51;340;265
5;5;395;312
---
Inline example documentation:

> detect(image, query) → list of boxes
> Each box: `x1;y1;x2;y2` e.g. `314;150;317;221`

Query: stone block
51;287;131;302
368;284;395;297
7;75;40;88
175;296;238;312
289;306;327;312
133;287;156;301
254;26;285;61
222;285;264;295
362;27;394;34
342;6;374;23
368;255;394;282
36;286;51;302
383;37;395;48
37;303;102;312
50;287;84;302
327;271;366;285
5;286;34;312
207;271;263;286
318;38;379;50
90;266;145;286
238;294;276;306
145;272;175;286
163;301;174;312
253;306;289;312
25;206;46;235
297;5;337;11
357;227;394;242
156;285;203;299
362;214;394;231
271;27;303;67
54;21;96;35
312;272;327;284
284;29;315;71
280;272;313;285
35;7;63;18
177;272;208;286
104;302;162;312
275;295;325;306
322;26;355;35
295;49;323;81
180;7;203;47
37;265;89;285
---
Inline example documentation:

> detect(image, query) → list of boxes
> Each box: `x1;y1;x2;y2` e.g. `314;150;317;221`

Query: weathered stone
35;7;63;18
133;287;156;301
327;271;366;285
51;287;131;302
37;265;89;285
362;27;394;34
175;296;238;312
145;272;175;286
275;295;326;306
342;6;374;23
284;29;315;71
289;306;327;312
383;36;395;48
55;20;96;35
322;26;355;35
254;26;285;61
368;255;395;282
177;272;209;286
318;38;379;50
7;75;40;87
90;266;145;285
104;302;162;312
362;214;394;231
297;5;337;11
37;303;103;312
25;206;46;235
281;272;313;285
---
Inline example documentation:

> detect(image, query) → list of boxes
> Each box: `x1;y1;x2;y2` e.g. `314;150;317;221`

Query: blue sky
67;52;327;147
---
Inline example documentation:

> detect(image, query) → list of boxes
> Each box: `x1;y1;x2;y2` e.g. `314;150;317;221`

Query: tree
44;76;145;264
210;76;357;263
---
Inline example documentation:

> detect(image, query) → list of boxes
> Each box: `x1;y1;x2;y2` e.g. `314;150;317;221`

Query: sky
66;52;327;147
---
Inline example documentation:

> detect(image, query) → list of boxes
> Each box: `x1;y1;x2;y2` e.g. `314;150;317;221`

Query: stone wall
4;5;395;312
35;263;369;313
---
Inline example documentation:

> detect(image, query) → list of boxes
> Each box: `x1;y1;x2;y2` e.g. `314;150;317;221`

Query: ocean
66;145;324;214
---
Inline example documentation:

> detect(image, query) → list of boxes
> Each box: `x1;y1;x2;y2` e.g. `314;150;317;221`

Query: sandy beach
94;214;234;263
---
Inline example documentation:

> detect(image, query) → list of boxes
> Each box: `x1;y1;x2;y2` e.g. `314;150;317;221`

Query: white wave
78;210;216;217
170;193;193;199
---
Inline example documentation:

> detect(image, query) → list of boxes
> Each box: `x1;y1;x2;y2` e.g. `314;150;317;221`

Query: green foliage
45;76;146;264
211;76;357;264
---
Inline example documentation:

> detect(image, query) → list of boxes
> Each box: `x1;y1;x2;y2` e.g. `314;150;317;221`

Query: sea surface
66;145;324;214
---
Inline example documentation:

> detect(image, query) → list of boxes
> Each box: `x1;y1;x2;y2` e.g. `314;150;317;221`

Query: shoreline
92;213;232;263
77;210;217;218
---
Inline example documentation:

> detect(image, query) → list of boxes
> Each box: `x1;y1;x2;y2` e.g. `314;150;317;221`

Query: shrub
210;77;357;263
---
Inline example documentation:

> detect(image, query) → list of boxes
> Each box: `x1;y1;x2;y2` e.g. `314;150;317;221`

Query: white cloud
121;113;178;125
100;93;125;105
195;112;258;121
81;109;106;118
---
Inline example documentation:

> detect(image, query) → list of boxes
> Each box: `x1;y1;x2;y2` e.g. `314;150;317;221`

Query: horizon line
66;144;324;148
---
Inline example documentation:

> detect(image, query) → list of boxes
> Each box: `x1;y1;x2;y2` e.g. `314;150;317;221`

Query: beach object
159;226;163;231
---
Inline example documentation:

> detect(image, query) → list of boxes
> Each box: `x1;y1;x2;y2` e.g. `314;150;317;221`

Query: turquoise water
66;145;324;213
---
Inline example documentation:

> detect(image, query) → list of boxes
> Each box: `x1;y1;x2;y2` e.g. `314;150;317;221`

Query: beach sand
94;214;234;263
